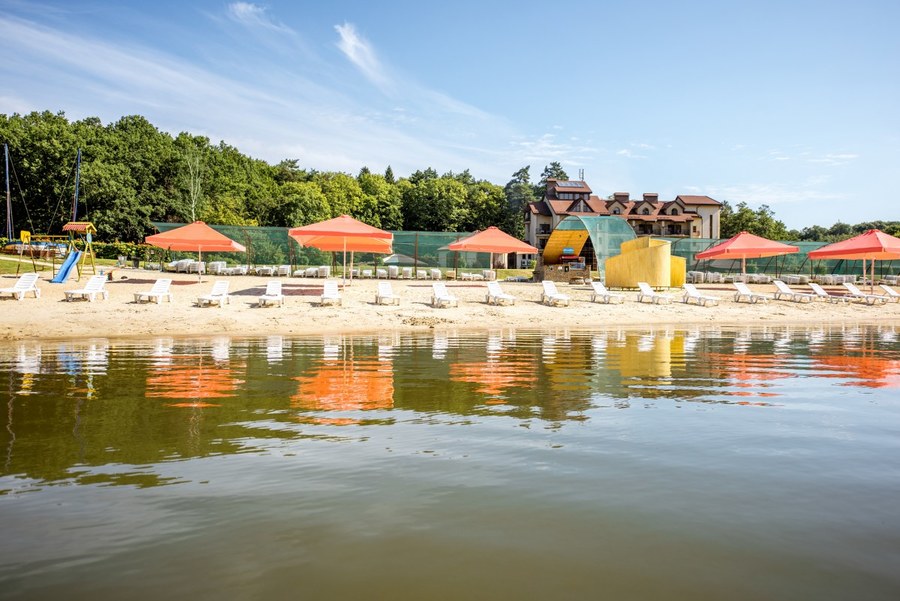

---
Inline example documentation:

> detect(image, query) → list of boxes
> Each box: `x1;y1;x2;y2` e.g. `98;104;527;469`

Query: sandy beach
2;269;899;341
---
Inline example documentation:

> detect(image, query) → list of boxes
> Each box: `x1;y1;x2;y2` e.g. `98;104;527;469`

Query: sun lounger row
6;272;900;309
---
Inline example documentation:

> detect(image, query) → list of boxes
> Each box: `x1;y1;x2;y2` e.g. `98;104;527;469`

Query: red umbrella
695;231;798;275
808;229;900;291
289;215;392;284
145;221;246;281
447;226;537;269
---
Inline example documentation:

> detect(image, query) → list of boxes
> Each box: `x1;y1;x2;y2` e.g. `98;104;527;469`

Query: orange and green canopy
145;221;246;253
288;215;393;254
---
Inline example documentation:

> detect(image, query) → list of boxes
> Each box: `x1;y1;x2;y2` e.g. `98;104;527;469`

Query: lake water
1;325;899;600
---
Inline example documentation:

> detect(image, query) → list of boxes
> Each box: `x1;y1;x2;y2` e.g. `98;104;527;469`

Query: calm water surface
1;325;900;600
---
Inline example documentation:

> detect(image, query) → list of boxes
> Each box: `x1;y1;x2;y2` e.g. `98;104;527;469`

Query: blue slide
51;250;82;283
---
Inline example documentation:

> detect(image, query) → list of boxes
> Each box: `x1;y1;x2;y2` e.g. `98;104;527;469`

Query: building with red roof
524;179;722;253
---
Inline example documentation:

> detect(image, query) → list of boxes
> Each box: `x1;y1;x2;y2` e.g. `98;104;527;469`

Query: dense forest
1;110;896;245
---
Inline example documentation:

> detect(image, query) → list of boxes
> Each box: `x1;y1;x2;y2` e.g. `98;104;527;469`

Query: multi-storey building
524;179;722;253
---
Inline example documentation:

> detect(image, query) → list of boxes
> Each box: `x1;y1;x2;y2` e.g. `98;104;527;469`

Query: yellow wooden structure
62;221;97;278
605;237;685;289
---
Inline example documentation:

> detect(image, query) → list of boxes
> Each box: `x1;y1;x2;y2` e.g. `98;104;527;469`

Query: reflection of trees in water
1;325;897;488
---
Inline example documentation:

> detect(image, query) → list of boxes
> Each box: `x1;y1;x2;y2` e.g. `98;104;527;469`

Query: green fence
149;224;495;272
663;238;900;278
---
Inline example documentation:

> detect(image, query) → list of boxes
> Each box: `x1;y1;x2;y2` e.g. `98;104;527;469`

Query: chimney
643;193;659;203
613;192;630;202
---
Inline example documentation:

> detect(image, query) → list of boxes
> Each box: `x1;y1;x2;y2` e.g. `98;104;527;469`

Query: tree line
0;111;566;244
2;111;894;245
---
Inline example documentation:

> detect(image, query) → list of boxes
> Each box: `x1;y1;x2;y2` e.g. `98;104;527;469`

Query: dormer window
612;208;621;215
671;208;678;215
642;207;650;215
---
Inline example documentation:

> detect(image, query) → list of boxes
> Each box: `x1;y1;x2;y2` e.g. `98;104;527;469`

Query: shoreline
2;269;899;342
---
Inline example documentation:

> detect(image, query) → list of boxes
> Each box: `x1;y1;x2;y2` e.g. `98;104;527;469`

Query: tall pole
5;143;12;241
72;148;81;221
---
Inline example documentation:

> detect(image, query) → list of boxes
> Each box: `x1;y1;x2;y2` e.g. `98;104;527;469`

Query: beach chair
486;281;516;305
64;274;109;302
589;281;624;304
878;284;900;303
207;261;227;275
133;278;173;304
388;266;399;279
258;280;284;307
636;282;672;304
682;283;719;306
843;282;888;305
733;282;770;303
430;269;442;280
0;272;41;300
809;282;850;304
416;269;428;280
773;280;815;302
197;280;230;307
320;280;342;306
541;281;571;306
361;269;373;279
401;267;413;280
431;282;459;307
376;268;388;279
375;281;400;305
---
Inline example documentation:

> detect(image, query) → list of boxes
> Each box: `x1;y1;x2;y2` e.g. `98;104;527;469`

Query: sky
1;0;898;230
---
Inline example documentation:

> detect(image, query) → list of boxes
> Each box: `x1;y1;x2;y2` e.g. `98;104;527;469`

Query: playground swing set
3;144;98;283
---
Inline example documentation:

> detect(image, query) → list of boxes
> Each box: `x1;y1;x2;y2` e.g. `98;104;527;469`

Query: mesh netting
664;238;900;277
149;224;494;271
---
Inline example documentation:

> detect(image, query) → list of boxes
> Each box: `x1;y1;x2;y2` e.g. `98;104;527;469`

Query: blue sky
1;0;898;229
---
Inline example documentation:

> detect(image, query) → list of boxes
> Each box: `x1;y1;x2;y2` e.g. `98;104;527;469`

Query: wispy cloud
617;148;647;160
0;10;531;181
226;2;292;33
807;153;859;166
702;177;840;207
335;22;391;91
512;133;599;167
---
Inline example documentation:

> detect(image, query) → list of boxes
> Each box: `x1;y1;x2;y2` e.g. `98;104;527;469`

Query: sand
1;269;899;341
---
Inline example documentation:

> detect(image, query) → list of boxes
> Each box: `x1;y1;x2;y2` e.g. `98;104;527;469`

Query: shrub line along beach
2;270;899;342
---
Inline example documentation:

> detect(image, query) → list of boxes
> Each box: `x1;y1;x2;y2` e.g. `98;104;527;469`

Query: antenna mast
72;148;81;221
4;143;11;240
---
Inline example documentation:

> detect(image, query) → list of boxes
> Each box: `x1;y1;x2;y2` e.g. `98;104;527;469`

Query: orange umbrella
447;226;537;270
289;215;393;284
808;229;900;291
145;221;246;281
695;231;798;275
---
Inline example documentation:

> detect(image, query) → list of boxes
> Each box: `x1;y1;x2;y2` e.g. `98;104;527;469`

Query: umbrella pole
342;238;347;287
350;251;355;285
742;256;746;276
198;248;202;283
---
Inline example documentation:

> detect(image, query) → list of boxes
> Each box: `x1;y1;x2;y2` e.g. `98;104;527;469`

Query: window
642;208;650;215
671;208;678;215
612;208;621;215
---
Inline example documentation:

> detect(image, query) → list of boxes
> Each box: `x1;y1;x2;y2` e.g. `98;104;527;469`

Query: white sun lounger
431;282;459;307
375;281;400;305
808;282;850;304
320;280;342;306
733;282;770;303
773;280;815;302
0;272;41;300
134;278;173;304
878;284;900;303
589;281;624;304
682;283;719;306
486;281;516;305
197;280;230;307
258;280;284;307
843;282;888;305
636;282;672;304
64;274;109;302
540;281;570;306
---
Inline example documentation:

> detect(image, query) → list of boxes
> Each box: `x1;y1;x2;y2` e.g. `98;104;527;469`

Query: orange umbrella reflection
292;358;394;415
147;354;243;406
705;353;791;399
814;353;900;388
449;355;536;402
